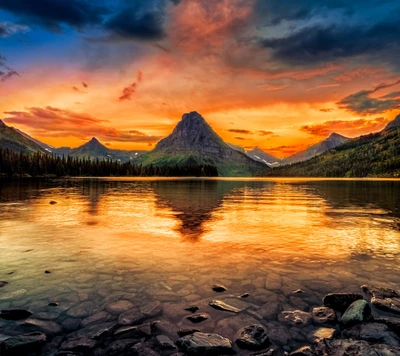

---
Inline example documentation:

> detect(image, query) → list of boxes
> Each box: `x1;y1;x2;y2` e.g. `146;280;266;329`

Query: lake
0;178;400;355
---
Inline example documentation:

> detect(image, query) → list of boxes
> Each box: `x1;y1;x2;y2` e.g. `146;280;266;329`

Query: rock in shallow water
236;324;269;350
187;313;209;323
343;322;400;346
177;332;235;355
212;285;227;293
105;300;134;315
312;307;337;326
185;306;199;313
362;285;400;314
209;300;243;313
1;332;46;355
340;300;372;328
315;338;400;355
0;309;32;321
156;335;178;350
307;327;337;343
20;318;62;336
290;346;315;356
0;281;8;288
323;293;363;312
278;310;312;326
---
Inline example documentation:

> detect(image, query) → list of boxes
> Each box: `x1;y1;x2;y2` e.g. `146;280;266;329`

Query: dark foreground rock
212;285;227;293
186;313;209;323
340;300;372;328
236;324;269;350
0;309;32;321
343;322;400;346
1;332;46;355
177;332;235;355
290;346;315;356
362;285;400;314
312;307;337;326
323;293;363;312
315;338;400;355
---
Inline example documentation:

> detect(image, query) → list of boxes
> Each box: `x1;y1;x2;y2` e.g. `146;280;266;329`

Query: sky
0;0;400;157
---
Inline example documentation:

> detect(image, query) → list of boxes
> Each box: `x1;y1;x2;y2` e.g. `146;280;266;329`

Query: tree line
0;149;219;177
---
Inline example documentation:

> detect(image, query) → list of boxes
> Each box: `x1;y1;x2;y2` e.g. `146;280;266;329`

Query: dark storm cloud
337;80;400;115
105;0;180;41
0;0;108;31
227;129;252;134
258;19;400;66
0;54;20;82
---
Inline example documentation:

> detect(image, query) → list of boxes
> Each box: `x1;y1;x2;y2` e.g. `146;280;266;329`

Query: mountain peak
89;137;100;143
328;132;348;140
385;114;400;130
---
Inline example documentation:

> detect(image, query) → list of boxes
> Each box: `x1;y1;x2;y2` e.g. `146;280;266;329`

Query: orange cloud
3;106;161;144
300;117;390;137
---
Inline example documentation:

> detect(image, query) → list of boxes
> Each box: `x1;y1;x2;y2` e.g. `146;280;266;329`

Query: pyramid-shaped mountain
282;132;350;165
70;137;111;159
138;112;268;176
0;120;47;154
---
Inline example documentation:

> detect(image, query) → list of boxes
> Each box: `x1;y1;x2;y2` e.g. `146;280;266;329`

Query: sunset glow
1;0;400;156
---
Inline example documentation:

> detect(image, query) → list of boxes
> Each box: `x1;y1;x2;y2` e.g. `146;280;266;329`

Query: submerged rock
185;306;199;313
307;327;337;343
156;335;177;350
209;300;243;313
323;293;363;312
0;309;32;321
105;300;134;315
178;328;200;337
0;281;8;288
340;300;372;328
362;285;400;314
177;332;235;355
132;342;160;356
20;318;62;336
315;338;400;355
236;324;269;350
114;323;152;340
343;322;400;346
118;308;145;326
1;332;46;355
312;307;337;326
187;313;209;323
105;339;139;355
212;285;227;293
278;310;312;326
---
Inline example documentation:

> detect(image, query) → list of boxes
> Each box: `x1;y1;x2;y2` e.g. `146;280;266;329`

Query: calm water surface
0;178;400;350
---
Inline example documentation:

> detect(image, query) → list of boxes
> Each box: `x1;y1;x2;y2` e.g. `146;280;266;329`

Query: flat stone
241;293;250;298
187;313;209;323
362;285;400;314
151;320;179;341
156;335;177;350
312;307;337;325
290;346;315;356
215;314;260;340
341;300;372;328
81;311;111;327
114;323;151;340
21;318;62;336
209;300;242;313
212;285;227;293
265;273;282;290
35;312;60;320
278;310;312;326
1;332;46;355
177;332;235;355
343;322;400;346
118;308;145;326
236;324;269;350
307;327;337;343
106;300;134;315
139;301;162;318
62;318;81;332
60;336;98;352
105;339;139;355
264;323;291;345
67;301;97;318
323;293;363;312
0;309;32;320
375;317;400;337
315;338;400;355
131;342;160;356
257;302;282;319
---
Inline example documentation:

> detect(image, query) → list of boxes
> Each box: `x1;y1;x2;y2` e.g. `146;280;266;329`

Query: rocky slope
282;133;350;165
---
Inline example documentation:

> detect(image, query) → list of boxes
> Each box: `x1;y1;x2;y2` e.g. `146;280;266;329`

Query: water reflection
152;180;275;239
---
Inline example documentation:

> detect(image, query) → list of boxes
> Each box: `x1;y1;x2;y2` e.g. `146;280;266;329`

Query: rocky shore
1;281;400;356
